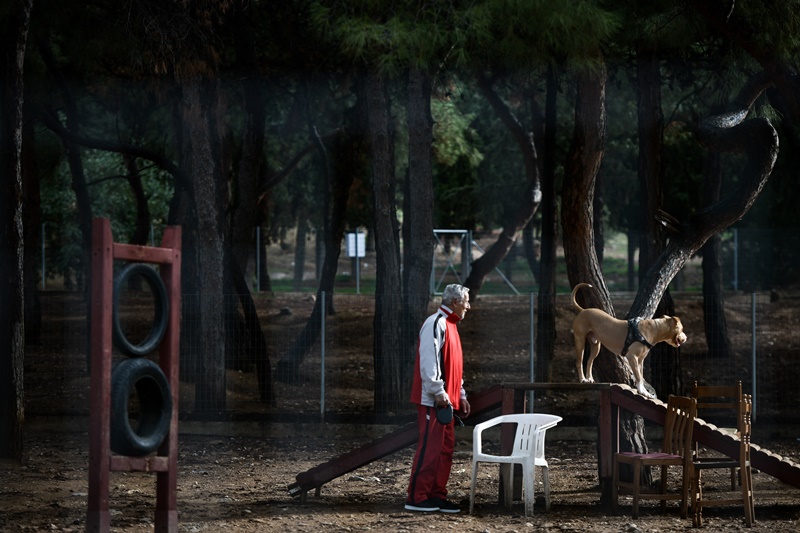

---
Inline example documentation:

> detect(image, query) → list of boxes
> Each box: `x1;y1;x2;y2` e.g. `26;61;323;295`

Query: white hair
442;284;469;307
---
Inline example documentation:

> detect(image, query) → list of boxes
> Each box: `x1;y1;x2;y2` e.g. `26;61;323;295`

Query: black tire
112;263;169;357
110;357;173;456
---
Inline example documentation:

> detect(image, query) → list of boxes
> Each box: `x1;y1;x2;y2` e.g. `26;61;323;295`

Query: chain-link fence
25;288;799;429
27;229;800;427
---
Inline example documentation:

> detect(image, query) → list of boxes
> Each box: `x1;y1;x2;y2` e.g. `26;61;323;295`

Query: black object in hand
436;404;453;424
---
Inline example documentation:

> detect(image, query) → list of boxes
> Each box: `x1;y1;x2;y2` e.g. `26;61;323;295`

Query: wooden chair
691;381;743;490
691;394;754;528
612;395;697;519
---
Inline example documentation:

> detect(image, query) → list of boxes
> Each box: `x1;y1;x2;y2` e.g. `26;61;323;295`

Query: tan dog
571;283;687;397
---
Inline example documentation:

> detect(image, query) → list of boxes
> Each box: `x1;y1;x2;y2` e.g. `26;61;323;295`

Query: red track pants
406;404;455;504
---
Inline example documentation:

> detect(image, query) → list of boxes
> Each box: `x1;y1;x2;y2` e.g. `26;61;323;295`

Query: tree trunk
561;52;641;499
365;70;404;413
701;151;732;359
593;170;606;265
228;253;275;405
258;225;271;292
175;79;228;415
402;68;436;406
536;64;559;383
230;92;266;278
293;214;308;291
562;57;610;308
0;0;32;460
636;42;681;400
22;117;41;345
636;42;665;282
627;226;637;291
465;72;542;296
276;108;361;382
521;222;540;281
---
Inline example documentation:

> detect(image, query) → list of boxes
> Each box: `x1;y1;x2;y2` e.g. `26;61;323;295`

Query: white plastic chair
469;413;562;516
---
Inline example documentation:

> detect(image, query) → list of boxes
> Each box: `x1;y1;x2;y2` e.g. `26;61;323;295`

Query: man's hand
458;398;471;418
434;392;450;409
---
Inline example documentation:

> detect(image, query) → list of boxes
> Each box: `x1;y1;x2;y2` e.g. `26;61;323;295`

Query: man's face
450;293;470;319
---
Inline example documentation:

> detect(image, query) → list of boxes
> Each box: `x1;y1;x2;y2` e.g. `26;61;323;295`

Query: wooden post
499;387;529;506
598;387;613;504
87;218;181;532
155;226;181;532
87;218;114;532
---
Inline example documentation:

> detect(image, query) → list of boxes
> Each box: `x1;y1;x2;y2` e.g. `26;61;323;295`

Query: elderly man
405;284;472;513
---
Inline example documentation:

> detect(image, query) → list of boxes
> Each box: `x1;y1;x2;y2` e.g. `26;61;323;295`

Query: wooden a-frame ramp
608;383;800;489
288;383;800;501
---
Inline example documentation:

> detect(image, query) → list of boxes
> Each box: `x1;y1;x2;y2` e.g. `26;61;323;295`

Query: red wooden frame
87;217;182;532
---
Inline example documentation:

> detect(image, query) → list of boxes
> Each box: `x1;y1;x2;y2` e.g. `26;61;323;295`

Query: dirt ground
2;288;800;532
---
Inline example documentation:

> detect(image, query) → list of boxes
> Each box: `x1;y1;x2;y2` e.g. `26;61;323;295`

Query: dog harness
621;317;653;356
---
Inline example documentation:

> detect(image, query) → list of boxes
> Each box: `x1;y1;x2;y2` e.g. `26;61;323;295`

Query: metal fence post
41;223;46;289
321;290;326;422
528;292;535;410
255;226;261;292
751;292;757;422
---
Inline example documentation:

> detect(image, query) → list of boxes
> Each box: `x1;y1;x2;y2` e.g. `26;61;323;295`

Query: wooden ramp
287;385;507;500
608;384;800;489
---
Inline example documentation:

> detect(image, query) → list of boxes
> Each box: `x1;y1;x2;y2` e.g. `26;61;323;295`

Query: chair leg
611;460;619;513
742;465;754;527
501;464;513;509
523;463;535;517
469;462;478;514
680;465;691;519
632;459;641;519
542;466;550;512
730;467;737;491
692;470;703;528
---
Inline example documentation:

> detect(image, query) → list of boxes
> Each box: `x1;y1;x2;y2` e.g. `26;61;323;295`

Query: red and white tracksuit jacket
407;305;466;504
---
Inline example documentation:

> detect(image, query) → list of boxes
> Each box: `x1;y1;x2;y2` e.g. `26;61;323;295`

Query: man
405;284;472;513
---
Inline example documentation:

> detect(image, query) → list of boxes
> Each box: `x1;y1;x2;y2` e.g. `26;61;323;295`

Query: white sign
346;232;365;258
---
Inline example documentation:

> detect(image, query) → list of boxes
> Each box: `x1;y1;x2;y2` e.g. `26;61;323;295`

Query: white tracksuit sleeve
418;314;447;405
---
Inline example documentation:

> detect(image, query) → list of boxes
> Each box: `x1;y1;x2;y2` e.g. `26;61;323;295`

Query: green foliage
84;149;172;242
40;166;84;289
307;0;493;74
431;97;483;168
475;0;622;68
39;144;173;286
434;155;479;229
27;0;800;294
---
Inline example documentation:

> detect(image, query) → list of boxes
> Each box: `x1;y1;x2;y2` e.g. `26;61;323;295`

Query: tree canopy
5;0;800;457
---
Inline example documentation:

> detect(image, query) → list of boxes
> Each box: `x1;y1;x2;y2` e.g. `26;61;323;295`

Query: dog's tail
571;283;593;312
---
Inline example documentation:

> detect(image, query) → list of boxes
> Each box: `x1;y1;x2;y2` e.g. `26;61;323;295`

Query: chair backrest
500;414;562;458
691;381;743;427
662;395;697;457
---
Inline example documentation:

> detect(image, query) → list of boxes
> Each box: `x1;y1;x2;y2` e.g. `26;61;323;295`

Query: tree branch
40;107;341;209
257;130;342;205
38;110;189;190
631;71;778;318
